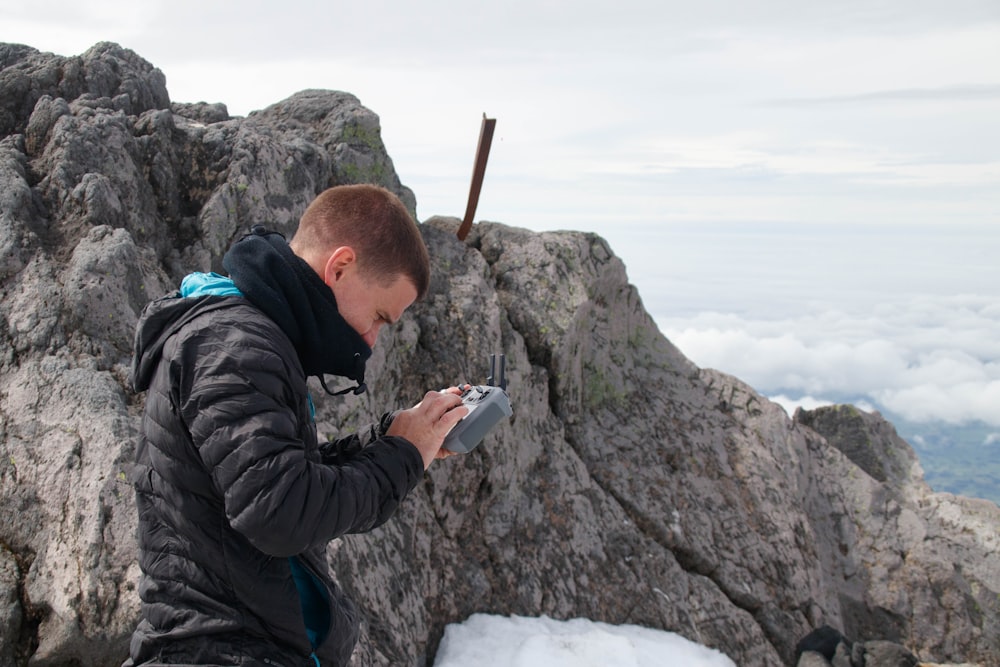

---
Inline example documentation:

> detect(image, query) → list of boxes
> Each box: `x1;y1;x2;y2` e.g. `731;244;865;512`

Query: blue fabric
180;272;244;298
180;271;318;423
288;557;331;652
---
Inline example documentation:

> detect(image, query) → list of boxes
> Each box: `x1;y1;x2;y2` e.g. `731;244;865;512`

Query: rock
170;101;231;124
797;407;1000;661
799;650;834;667
0;546;22;666
0;42;168;138
831;642;853;667
1;42;998;667
857;640;918;667
795;405;926;494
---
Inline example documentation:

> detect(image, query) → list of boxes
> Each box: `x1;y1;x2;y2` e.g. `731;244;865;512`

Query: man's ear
323;246;357;285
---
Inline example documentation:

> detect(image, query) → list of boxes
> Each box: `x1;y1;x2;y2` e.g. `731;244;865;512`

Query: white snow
433;614;737;667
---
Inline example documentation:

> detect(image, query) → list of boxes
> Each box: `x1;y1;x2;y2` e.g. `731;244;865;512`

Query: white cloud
714;26;1000;95
876;380;1000;425
659;295;1000;427
768;394;834;416
768;394;877;418
612;133;1000;190
0;2;159;54
663;326;907;395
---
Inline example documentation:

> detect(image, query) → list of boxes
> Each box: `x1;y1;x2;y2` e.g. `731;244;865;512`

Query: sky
3;0;999;432
433;614;736;667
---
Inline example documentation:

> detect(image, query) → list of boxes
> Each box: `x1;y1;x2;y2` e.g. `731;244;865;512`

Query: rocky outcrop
1;43;997;667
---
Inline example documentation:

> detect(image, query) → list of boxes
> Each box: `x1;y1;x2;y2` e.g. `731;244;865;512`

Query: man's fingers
419;390;463;420
439;404;469;430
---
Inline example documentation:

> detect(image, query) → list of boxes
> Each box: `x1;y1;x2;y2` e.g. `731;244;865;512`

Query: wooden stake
457;114;496;241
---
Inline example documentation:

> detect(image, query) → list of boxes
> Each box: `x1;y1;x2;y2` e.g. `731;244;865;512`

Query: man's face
328;264;417;348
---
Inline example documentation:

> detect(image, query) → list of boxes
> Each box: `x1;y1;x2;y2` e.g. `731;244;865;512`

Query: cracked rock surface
1;42;998;667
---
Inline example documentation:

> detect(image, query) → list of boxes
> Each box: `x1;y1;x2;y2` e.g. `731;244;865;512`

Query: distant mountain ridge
892;416;1000;504
775;394;999;505
0;42;997;667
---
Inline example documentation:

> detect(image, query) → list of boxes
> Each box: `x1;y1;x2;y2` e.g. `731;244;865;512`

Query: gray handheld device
443;354;513;453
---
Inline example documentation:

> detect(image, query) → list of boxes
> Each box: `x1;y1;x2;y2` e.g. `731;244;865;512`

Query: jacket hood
130;293;236;393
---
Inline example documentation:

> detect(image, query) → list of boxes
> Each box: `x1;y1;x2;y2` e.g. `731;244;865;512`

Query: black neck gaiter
222;226;371;388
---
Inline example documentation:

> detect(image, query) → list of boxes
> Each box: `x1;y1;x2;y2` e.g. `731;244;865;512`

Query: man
126;184;466;666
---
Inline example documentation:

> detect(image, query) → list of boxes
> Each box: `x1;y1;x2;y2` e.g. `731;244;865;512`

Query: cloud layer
659;295;1000;426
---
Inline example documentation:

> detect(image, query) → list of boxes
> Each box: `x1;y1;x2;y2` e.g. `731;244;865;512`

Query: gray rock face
1;43;998;667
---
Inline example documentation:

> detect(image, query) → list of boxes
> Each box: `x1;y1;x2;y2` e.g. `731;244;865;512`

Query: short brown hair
291;184;430;298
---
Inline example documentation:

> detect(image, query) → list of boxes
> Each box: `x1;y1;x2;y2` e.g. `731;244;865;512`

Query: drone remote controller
443;354;513;453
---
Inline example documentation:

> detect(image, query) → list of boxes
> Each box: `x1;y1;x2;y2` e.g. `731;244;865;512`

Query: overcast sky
3;1;999;430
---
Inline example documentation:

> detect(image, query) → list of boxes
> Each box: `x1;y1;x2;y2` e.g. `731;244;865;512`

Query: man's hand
387;387;468;469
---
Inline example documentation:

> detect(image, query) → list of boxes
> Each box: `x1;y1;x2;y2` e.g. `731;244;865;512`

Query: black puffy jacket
126;232;424;666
